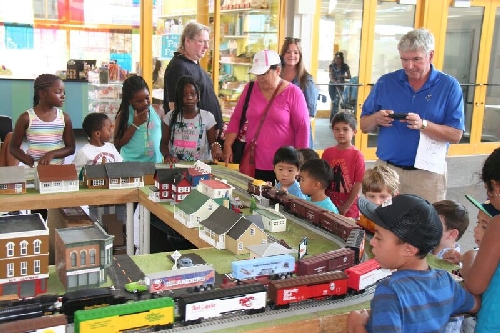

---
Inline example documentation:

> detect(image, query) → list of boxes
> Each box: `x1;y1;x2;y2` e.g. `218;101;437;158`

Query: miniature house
186;160;212;187
141;162;156;186
197;179;233;199
35;164;79;194
0;214;49;298
199;206;267;254
174;189;219;228
0;166;26;195
149;168;190;202
83;164;108;189
254;206;287;232
246;242;295;259
105;162;145;189
54;223;114;291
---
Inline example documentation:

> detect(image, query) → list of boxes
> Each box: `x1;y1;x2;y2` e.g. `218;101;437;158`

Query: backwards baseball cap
358;194;442;253
465;194;500;218
249;50;281;75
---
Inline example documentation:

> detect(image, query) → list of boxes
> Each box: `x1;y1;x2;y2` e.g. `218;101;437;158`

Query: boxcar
74;297;175;333
289;198;325;225
232;254;295;280
268;271;349;309
345;228;366;265
296;248;355;276
0;314;67;333
247;181;271;196
320;211;361;241
344;258;392;292
177;284;267;324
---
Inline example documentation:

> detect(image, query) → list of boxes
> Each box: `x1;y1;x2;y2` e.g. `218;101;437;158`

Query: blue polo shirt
361;65;464;166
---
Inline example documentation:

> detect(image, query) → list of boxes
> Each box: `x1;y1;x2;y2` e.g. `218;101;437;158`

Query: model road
109;254;145;290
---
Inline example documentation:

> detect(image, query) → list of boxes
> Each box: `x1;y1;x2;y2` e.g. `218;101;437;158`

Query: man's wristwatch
420;119;428;131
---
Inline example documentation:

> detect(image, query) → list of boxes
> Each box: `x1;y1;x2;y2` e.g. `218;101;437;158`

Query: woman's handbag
239;80;283;178
231;81;254;163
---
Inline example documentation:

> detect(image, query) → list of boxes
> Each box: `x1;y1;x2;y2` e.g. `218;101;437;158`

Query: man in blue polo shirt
360;28;464;203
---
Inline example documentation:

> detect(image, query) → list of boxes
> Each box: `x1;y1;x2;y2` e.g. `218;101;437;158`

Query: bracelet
210;141;222;149
131;123;139;129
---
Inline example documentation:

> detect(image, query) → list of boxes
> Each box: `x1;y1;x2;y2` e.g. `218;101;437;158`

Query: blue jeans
329;84;343;122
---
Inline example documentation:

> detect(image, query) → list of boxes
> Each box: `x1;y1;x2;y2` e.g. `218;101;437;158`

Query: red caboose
289;198;325;225
344;258;392;292
268;271;349;309
320;211;361;241
296;248;356;276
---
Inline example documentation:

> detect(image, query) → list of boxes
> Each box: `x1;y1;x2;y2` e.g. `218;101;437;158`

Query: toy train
248;182;361;241
52;259;391;332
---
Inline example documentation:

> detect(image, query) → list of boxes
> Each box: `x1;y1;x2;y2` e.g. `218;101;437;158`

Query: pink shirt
227;82;309;170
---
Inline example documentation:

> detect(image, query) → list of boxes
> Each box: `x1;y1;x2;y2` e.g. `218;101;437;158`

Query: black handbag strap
238;81;254;132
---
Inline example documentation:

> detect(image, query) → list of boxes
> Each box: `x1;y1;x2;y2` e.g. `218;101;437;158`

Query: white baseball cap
249;50;281;75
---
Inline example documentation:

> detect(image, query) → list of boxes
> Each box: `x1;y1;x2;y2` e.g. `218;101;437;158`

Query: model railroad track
165;285;376;332
214;168;346;247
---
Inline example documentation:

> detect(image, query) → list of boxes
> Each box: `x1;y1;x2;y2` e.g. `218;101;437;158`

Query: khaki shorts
375;160;447;203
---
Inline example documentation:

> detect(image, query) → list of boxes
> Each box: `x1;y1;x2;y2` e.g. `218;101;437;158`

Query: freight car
345;258;392;293
74;297;175;333
267;271;349;309
247;180;272;197
177;284;267;324
0;294;59;324
232;254;295;280
289;198;324;224
296;248;356;276
0;314;67;333
320;211;361;241
345;228;366;264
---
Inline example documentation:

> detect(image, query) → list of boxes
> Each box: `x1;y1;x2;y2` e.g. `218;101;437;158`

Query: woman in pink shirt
223;50;310;182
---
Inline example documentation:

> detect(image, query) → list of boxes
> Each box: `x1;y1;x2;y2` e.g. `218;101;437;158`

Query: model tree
250;196;257;213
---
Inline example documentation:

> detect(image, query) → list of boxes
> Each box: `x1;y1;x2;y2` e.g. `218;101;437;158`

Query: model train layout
0;164;391;332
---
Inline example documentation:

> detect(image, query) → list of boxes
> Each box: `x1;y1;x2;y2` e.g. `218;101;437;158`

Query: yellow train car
74;297;174;333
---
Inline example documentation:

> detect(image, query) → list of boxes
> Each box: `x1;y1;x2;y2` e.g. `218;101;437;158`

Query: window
90;249;96;265
0;184;7;190
20;241;28;255
34;260;40;274
208;204;213;210
121;178;129;184
80;251;86;266
6;242;14;257
92;179;105;186
249;228;255;236
33;239;41;254
133;177;140;183
53;181;62;187
71;252;77;267
162;191;168;197
7;263;14;277
68;181;76;186
162;184;168;190
110;178;119;184
43;183;50;188
21;262;27;275
238;242;243;250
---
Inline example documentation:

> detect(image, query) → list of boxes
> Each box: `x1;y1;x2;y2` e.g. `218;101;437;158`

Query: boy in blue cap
347;194;480;333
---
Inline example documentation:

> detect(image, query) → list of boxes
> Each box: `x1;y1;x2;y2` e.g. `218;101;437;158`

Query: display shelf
88;82;123;131
218;0;280;119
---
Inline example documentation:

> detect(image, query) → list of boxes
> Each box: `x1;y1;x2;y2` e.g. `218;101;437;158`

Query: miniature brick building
35;164;79;194
149;168;190;202
54;223;114;291
0;166;26;195
0;214;49;298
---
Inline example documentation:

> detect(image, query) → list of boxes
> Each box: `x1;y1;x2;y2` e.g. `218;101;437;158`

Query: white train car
345;258;392;292
232;254;295;280
177;284;267;324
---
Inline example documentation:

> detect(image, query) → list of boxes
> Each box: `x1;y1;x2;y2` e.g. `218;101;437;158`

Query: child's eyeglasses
285;37;301;42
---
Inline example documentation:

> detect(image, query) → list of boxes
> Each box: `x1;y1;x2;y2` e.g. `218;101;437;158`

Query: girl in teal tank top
114;75;164;163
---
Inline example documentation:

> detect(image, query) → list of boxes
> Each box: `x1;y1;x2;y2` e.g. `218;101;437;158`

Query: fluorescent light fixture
397;0;417;4
452;0;471;7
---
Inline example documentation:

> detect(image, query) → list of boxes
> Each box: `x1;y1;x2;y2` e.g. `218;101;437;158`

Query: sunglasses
285;37;301;42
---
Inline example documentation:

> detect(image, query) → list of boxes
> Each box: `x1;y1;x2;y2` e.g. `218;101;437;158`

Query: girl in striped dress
10;74;75;167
